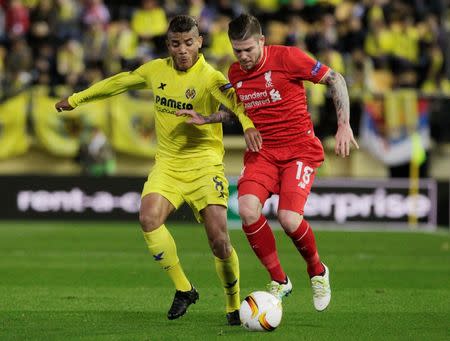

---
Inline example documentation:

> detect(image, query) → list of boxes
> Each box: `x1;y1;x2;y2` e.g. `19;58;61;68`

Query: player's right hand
244;127;262;152
176;109;207;125
55;98;74;112
335;123;359;157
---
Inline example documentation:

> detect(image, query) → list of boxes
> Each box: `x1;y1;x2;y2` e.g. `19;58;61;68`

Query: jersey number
296;161;313;189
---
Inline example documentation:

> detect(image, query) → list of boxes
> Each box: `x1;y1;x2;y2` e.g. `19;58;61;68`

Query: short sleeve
281;46;329;83
227;63;239;87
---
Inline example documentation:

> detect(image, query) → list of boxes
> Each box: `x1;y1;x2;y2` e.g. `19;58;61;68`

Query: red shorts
238;137;324;215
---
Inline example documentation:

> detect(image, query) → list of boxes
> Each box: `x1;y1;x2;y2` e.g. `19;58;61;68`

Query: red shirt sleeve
280;46;329;83
228;63;238;84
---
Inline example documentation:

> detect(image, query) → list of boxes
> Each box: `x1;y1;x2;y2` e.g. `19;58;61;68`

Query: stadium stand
0;0;449;179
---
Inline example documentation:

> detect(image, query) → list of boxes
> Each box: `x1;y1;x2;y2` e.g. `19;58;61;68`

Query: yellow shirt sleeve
68;71;148;107
208;70;254;131
231;100;255;132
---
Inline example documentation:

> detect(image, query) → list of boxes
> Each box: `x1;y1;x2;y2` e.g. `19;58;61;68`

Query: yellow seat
371;70;393;92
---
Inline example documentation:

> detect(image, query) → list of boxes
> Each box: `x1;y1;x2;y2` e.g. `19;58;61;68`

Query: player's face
231;35;265;70
167;29;203;71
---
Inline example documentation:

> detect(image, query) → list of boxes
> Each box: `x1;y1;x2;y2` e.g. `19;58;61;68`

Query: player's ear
259;35;265;47
197;35;203;48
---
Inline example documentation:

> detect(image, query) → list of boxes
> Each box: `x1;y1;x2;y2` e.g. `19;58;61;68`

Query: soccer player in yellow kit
55;15;262;325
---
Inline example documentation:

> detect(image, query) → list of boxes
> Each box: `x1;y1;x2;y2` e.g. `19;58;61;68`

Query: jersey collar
172;53;205;73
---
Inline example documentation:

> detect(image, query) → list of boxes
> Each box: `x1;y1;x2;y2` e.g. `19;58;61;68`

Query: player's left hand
55;98;74;112
244;127;262;152
335;124;359;157
176;109;207;125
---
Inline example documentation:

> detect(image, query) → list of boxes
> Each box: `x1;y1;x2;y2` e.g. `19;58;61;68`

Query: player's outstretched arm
216;106;262;152
55;71;147;112
176;108;262;152
319;69;359;157
175;109;230;124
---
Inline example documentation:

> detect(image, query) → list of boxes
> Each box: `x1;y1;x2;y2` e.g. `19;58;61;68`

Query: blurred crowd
0;0;449;100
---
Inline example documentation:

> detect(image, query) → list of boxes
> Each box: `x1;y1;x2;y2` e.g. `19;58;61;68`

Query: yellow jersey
68;54;253;170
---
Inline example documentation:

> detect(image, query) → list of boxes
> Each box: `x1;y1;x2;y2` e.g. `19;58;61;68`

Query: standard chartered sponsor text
244;98;271;109
239;90;271;108
239;90;267;101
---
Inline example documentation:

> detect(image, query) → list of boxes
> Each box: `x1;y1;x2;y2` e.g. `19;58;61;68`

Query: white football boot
267;276;292;301
310;263;331;311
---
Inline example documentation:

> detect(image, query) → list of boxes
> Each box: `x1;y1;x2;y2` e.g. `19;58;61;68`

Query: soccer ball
239;291;283;332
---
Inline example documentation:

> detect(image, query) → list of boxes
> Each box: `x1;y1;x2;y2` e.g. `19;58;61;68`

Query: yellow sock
143;225;191;292
215;248;240;313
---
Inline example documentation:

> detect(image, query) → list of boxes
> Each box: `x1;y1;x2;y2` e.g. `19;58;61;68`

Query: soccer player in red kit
177;13;358;312
227;13;358;311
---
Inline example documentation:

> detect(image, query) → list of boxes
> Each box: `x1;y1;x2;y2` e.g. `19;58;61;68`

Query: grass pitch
0;221;449;340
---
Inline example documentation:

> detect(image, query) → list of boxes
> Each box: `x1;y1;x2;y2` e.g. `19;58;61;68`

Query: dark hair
228;14;262;40
168;15;199;34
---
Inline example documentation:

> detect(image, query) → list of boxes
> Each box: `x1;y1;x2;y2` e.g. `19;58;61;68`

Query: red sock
242;215;286;283
287;219;324;277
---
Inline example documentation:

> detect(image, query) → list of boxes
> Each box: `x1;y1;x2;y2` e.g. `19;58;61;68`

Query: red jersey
228;45;329;148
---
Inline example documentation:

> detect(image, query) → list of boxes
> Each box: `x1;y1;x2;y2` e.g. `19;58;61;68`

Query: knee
211;237;232;259
238;202;260;225
278;211;303;234
139;208;164;232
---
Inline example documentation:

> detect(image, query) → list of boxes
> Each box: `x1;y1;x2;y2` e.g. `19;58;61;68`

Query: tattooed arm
319;70;350;126
319;69;359;157
202;110;231;123
175;105;262;152
178;106;235;124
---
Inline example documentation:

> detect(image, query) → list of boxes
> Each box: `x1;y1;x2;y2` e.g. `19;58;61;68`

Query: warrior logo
185;88;196;99
236;81;243;88
270;88;282;102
